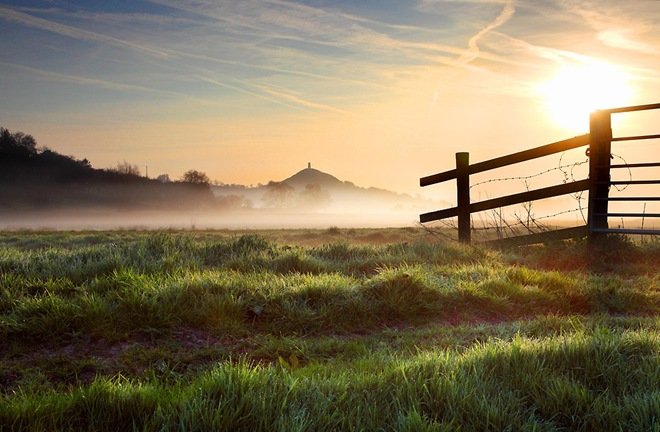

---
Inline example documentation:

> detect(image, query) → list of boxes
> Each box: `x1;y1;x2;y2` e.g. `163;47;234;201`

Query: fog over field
0;207;424;231
0;129;441;230
1;127;655;232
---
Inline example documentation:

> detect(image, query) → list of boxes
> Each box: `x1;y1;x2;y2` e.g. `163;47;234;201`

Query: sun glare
539;60;633;132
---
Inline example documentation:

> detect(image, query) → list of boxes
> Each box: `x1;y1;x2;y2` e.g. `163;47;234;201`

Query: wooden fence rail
420;103;660;245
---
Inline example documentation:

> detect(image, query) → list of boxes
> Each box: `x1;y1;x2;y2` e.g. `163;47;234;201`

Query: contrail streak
252;84;352;115
459;0;515;64
0;6;170;59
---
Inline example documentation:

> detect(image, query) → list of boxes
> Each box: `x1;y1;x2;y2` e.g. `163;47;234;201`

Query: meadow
0;228;658;431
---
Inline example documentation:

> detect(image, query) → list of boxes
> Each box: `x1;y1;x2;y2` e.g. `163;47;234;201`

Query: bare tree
0;127;37;156
112;161;140;176
182;169;210;185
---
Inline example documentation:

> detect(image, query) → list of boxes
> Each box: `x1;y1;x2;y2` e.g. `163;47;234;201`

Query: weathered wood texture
420;134;589;187
419;103;660;246
587;111;612;234
420;180;589;223
455;152;470;243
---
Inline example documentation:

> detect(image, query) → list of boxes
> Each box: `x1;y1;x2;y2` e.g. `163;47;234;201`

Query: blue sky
1;0;659;195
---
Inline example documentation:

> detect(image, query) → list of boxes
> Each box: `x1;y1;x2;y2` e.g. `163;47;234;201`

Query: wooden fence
420;103;660;245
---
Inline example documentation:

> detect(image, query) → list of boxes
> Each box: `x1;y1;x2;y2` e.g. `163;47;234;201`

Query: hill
212;164;437;214
0;127;215;213
0;127;441;229
281;166;346;190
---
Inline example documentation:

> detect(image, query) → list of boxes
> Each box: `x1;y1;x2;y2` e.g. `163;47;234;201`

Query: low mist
0;206;423;231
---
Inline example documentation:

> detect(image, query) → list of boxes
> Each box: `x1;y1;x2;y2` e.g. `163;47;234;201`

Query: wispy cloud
2;0;659;194
146;0;348;50
146;0;536;80
0;61;170;94
558;1;660;55
492;32;591;66
1;61;248;112
196;75;306;112
597;30;658;55
458;0;515;64
1;3;367;111
252;83;352;115
13;6;199;27
0;6;170;58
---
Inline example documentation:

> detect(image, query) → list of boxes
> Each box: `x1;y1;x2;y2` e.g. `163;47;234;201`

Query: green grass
0;229;658;431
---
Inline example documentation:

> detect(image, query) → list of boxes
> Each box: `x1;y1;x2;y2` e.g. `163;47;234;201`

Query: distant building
308;162;311;169
156;174;170;183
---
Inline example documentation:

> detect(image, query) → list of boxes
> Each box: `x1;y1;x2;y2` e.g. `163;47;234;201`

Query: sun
538;59;633;132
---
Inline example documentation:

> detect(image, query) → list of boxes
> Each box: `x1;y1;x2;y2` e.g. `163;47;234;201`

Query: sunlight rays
538;59;633;131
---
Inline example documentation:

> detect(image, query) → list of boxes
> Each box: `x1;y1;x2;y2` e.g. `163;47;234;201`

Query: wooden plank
420;206;458;223
596;213;660;218
456;152;471;243
469;180;590;214
588;111;612;235
609;180;660;185
420;169;457;187
468;134;589;175
609;162;660;168
420;134;590;187
484;226;588;248
602;197;660;201
590;228;660;235
420;179;589;223
605;102;660;113
611;134;660;142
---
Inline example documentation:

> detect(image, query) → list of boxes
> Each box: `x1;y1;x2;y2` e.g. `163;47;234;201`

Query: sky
1;0;659;199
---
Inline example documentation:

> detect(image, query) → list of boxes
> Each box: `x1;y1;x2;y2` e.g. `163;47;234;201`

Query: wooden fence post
588;110;612;238
456;152;471;243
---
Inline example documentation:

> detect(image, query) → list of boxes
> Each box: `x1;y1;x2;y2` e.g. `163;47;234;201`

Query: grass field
0;228;658;431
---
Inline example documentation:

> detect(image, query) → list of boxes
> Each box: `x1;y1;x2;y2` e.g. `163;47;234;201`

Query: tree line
0;127;220;211
1;127;210;185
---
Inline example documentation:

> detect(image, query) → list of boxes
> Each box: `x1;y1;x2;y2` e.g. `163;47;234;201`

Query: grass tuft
0;229;657;430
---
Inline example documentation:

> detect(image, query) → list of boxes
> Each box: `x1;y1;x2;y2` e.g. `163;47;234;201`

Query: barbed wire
424;150;640;241
610;152;633;192
469;207;585;231
572;190;587;224
470;159;589;190
555;152;588;223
